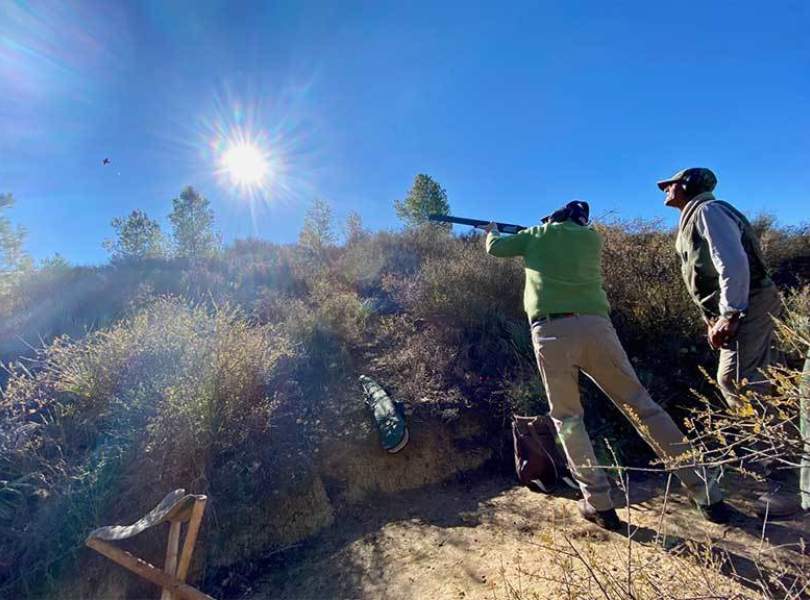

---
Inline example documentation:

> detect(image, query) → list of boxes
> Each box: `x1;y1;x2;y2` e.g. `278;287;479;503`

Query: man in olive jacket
659;168;779;406
485;201;725;530
659;167;800;517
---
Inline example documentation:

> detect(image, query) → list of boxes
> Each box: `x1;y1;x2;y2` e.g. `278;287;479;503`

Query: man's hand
708;314;741;350
479;221;498;234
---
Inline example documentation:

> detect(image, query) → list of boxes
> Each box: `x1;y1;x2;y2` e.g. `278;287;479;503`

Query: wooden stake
177;497;207;582
161;520;182;600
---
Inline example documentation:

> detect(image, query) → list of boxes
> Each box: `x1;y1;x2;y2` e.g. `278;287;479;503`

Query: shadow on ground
206;467;518;598
214;469;810;599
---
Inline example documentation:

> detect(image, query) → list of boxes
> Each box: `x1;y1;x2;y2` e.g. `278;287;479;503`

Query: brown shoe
577;499;622;531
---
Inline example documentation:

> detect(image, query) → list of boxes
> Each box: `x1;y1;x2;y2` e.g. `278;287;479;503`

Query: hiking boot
577;499;622;531
756;486;801;520
694;499;730;524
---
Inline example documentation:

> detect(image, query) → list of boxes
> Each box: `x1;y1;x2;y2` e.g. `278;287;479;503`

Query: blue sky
2;0;808;265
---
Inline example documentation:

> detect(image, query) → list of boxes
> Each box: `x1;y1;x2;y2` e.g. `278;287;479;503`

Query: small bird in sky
102;158;110;165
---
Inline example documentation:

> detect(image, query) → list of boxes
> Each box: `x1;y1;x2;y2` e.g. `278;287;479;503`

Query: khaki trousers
716;285;781;409
532;315;721;511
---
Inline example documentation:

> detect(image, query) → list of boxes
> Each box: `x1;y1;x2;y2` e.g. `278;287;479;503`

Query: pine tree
299;198;335;259
169;187;220;258
103;210;166;261
394;174;450;229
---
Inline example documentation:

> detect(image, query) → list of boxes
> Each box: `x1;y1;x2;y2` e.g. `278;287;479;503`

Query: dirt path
250;473;810;599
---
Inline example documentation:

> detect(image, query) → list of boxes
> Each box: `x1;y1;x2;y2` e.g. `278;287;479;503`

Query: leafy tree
0;193;30;275
344;210;366;244
0;193;32;314
394;174;450;229
103;210;166;261
299;198;335;258
169;186;219;258
39;253;71;272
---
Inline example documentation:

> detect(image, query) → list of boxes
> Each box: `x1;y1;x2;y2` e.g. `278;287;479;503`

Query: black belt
532;313;577;325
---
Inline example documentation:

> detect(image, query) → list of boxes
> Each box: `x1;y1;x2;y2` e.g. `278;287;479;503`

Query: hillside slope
2;223;808;598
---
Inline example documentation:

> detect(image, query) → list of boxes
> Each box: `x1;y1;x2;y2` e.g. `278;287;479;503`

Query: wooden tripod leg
176;498;207;582
86;538;214;600
160;520;182;600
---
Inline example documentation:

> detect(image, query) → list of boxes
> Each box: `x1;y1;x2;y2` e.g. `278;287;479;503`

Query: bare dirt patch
249;473;810;599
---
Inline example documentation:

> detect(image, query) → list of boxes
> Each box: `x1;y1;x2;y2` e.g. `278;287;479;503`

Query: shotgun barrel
427;214;527;235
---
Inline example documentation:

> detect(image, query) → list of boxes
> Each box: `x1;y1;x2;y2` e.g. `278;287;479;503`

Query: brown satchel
512;414;576;493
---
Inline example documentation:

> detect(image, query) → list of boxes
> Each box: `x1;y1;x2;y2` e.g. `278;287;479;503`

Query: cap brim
656;178;678;191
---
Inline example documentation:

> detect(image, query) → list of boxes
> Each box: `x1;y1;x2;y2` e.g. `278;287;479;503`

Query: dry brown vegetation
1;218;808;598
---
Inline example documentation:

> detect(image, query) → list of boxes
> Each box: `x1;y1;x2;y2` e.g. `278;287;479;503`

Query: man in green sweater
485;201;726;530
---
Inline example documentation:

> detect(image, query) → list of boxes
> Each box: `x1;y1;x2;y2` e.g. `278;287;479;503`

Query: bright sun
220;141;269;188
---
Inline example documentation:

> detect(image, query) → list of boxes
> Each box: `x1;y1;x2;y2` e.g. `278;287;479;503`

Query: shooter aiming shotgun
464;200;728;530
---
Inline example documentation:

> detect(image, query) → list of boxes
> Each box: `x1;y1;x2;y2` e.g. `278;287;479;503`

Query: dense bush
0;298;297;595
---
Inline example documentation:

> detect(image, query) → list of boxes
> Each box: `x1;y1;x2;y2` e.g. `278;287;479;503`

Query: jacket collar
679;192;716;231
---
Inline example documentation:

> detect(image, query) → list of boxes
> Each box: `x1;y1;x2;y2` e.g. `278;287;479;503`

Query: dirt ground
248;471;810;600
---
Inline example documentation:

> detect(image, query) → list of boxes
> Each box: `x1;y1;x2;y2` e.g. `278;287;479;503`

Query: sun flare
205;98;302;204
220;141;269;188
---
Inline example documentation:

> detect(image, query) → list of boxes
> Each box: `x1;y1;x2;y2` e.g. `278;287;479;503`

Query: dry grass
0;298;298;596
0;219;807;597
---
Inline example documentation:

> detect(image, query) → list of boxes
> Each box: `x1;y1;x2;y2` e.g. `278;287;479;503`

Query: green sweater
486;221;610;322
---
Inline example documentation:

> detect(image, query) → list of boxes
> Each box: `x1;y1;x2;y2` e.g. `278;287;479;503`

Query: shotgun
427;214;527;235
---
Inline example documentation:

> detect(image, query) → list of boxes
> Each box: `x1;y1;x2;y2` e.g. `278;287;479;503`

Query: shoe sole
385;428;409;454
